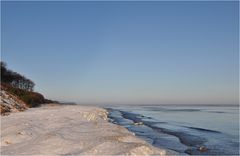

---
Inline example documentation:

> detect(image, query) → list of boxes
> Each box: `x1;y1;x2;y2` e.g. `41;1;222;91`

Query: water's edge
106;107;239;155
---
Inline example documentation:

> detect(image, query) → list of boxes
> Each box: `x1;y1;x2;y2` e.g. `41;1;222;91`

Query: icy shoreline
0;104;177;155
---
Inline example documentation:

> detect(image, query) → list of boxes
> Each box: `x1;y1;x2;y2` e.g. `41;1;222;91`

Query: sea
106;105;239;155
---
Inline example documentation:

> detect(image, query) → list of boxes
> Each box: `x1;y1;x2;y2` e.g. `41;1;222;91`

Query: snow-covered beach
0;104;176;155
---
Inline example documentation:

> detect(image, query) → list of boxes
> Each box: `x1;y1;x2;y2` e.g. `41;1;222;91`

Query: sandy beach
0;104;176;155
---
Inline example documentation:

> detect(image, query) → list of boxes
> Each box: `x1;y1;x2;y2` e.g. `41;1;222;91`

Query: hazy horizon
2;1;239;105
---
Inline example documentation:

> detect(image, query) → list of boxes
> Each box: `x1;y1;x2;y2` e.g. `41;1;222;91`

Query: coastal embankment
0;104;177;155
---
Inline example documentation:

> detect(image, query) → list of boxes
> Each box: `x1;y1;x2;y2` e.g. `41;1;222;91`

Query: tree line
1;62;35;91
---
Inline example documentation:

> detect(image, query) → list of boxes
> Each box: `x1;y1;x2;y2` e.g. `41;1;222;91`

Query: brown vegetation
1;83;45;107
1;62;58;111
0;88;27;115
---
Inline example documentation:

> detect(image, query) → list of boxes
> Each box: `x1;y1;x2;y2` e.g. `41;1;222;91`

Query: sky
1;1;239;105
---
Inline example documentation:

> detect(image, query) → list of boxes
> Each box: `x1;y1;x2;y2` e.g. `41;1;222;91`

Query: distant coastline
73;103;239;107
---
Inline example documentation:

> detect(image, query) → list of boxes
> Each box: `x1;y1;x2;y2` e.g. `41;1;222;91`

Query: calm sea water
107;105;239;155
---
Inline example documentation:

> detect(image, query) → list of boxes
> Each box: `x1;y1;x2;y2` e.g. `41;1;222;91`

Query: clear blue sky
1;1;239;105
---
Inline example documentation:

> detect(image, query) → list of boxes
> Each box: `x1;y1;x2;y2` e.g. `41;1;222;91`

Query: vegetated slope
1;83;46;108
0;62;57;115
0;88;27;115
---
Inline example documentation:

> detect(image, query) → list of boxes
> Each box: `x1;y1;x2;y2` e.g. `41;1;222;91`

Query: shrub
1;83;45;107
1;62;58;107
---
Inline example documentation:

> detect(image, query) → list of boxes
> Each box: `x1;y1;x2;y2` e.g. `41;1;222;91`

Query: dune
0;104;177;155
